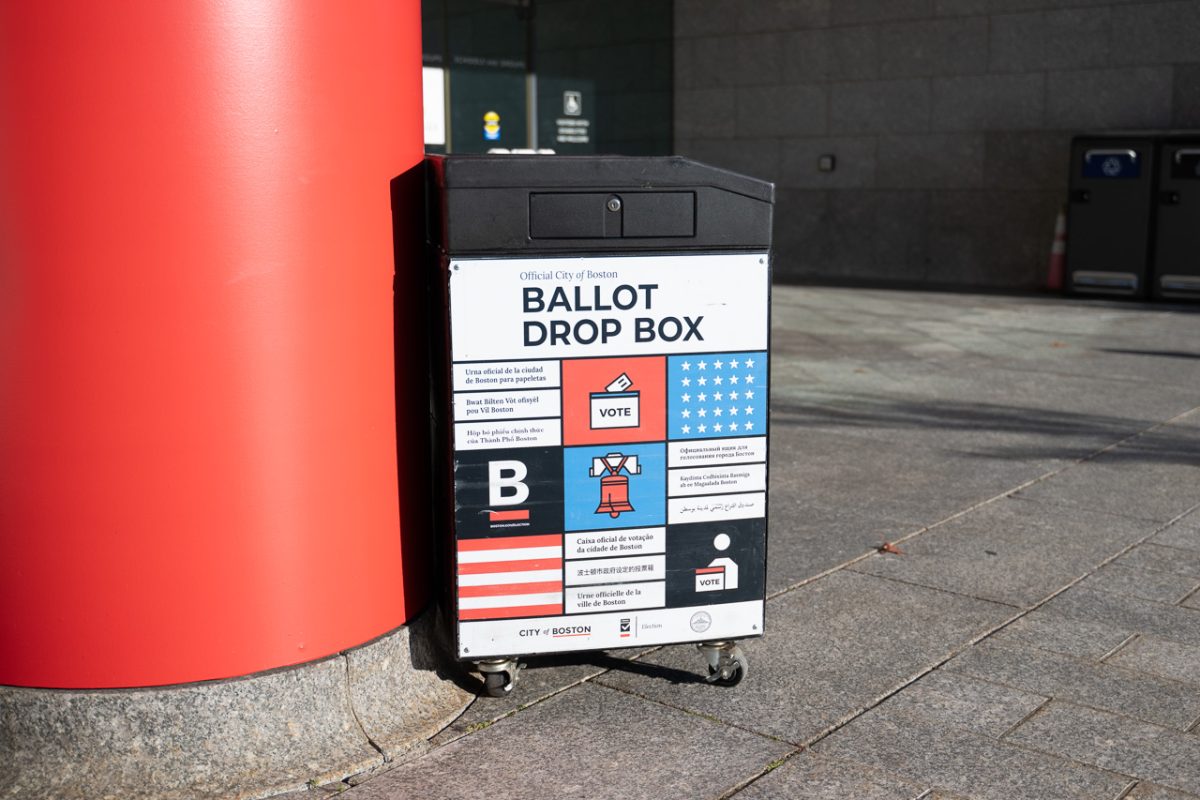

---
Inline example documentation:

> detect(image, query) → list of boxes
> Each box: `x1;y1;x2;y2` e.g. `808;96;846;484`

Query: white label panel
668;492;766;524
668;464;767;497
589;391;640;429
457;568;562;587
565;528;665;559
668;437;767;468
422;67;446;146
460;592;563;610
565;554;665;586
453;389;560;422
449;251;771;658
454;419;561;451
566;581;665;614
449;254;769;361
458;600;764;657
452;360;561;392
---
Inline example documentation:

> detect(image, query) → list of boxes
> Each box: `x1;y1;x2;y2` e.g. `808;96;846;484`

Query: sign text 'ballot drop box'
426;156;774;696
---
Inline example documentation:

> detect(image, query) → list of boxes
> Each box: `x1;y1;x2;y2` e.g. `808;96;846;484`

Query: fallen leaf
878;542;904;555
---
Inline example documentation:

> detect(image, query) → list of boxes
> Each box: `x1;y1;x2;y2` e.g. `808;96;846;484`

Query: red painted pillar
0;1;428;688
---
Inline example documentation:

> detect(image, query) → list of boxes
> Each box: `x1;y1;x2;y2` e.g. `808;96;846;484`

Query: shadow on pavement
1098;348;1200;360
770;395;1198;465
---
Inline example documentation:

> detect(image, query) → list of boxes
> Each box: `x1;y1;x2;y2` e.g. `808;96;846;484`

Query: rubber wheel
483;671;512;697
707;662;743;687
707;651;748;687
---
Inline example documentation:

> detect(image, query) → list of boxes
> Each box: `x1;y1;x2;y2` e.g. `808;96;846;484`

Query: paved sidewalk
333;287;1199;800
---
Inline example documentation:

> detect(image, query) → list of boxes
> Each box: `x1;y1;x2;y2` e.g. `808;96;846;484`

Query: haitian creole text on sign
449;253;769;658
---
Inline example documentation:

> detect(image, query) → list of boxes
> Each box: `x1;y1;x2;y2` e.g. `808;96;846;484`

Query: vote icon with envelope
561;356;665;446
589;372;640;431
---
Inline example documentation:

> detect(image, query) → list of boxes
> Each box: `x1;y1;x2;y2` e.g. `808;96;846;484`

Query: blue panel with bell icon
562;443;665;532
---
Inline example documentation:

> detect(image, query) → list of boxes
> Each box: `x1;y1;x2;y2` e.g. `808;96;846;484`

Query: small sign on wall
422;67;445;146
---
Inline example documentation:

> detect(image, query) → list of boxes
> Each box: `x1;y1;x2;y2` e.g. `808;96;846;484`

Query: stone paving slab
768;380;1168;474
1078;563;1200;606
765;496;929;594
876;669;1047;738
775;290;1200;394
990;611;1135;661
298;289;1200;800
765;425;1040;592
1115;543;1200;579
428;651;647;746
1114;421;1200;460
1039;586;1200;648
771;321;1200;431
855;369;1195;446
1011;443;1200;524
1152;513;1200;553
340;683;791;800
814;705;1131;800
1126;782;1200;799
850;496;1153;607
944;639;1200;731
596;570;1013;745
1105;636;1200;688
773;289;1161;367
730;753;932;800
1007;702;1200;795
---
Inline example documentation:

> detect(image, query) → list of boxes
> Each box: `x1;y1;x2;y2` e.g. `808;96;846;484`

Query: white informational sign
450;252;769;659
422;66;446;146
448;253;769;361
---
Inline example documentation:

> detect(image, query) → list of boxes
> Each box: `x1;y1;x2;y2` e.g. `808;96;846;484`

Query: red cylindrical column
0;1;427;688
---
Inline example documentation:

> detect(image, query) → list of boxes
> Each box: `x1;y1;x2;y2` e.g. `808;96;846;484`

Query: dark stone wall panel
675;0;1196;289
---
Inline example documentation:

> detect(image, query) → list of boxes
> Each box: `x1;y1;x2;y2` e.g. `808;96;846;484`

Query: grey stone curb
0;607;472;800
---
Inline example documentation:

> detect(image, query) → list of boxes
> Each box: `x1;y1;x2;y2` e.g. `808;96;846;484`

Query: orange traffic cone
1046;206;1066;291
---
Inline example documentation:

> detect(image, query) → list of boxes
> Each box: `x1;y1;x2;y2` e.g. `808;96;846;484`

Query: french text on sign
453;360;561;392
668;437;767;468
668;492;766;524
453;389;561;422
455;419;561;451
566;581;665;614
668;463;766;497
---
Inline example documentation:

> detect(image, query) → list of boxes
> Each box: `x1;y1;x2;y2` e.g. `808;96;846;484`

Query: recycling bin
1065;135;1157;298
425;155;773;695
1152;136;1200;300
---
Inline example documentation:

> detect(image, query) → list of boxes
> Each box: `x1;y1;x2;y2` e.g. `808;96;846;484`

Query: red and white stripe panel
456;533;563;621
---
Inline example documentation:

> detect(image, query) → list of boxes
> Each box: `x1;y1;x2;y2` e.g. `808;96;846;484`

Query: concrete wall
674;0;1200;289
536;0;674;155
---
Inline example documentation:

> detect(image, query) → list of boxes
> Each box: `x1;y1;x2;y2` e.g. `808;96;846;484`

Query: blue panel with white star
667;351;767;440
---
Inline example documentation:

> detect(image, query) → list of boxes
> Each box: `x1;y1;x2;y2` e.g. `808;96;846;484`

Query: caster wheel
483;670;513;697
702;644;748;687
707;658;745;687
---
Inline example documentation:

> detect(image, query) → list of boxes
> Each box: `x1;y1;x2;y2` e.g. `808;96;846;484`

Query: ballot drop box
426;155;774;695
1065;135;1157;298
1152;136;1200;300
